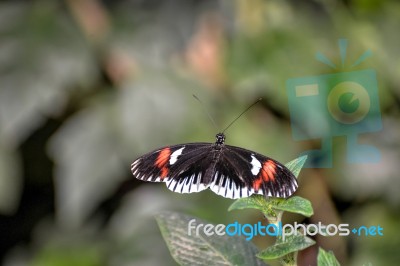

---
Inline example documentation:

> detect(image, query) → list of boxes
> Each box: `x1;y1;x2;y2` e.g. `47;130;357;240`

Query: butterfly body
131;133;298;199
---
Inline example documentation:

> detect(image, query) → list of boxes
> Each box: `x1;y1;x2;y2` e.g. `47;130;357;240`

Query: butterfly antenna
193;94;218;130
222;98;262;133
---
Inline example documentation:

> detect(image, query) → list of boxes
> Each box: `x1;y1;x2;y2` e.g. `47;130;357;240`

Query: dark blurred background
0;0;399;265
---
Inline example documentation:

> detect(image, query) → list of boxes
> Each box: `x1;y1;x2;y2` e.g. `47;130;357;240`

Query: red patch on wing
253;177;263;191
155;148;171;179
253;160;277;191
261;160;276;182
160;166;169;178
155;148;171;167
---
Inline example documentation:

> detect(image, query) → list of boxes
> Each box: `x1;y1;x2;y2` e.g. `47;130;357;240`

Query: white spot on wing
250;154;262;175
169;147;185;165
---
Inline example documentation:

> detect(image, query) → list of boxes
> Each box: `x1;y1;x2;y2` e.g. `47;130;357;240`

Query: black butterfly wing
131;143;214;193
131;143;298;199
210;145;298;198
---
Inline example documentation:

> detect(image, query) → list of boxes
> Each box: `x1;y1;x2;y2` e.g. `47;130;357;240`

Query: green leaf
155;211;268;266
271;196;313;217
228;195;269;213
257;234;315;260
228;195;282;222
317;248;340;266
285;155;308;178
228;196;313;219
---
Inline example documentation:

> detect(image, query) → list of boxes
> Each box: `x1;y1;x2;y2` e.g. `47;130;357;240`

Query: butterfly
131;132;298;199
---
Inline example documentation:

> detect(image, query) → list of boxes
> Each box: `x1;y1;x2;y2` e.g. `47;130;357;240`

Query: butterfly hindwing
166;143;214;193
208;148;253;199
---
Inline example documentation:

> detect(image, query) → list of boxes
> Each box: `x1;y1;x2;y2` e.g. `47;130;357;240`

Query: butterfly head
215;133;225;146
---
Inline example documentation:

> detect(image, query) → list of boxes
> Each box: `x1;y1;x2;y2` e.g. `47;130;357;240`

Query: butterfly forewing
131;143;213;192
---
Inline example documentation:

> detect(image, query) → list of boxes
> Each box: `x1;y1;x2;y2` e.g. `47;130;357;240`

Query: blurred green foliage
0;0;399;265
